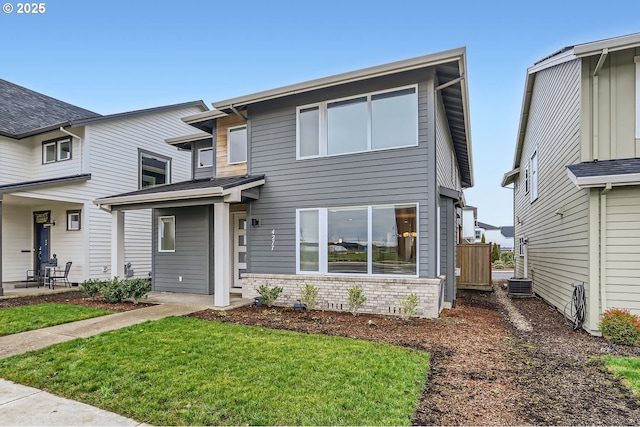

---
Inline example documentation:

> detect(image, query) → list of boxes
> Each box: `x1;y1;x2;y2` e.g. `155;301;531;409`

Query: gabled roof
503;32;640;187
476;221;499;230
566;158;640;188
0;79;100;139
209;48;473;188
500;226;514;238
71;101;208;128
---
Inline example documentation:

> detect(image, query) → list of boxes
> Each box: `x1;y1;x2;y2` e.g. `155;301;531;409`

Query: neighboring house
502;32;640;334
475;222;514;252
0;78;207;294
95;48;473;317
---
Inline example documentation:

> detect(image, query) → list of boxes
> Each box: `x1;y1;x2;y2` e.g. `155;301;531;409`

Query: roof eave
71;101;208;128
574;32;640;57
566;168;640;189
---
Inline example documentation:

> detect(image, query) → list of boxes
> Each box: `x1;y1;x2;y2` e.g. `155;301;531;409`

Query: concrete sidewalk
0;293;250;425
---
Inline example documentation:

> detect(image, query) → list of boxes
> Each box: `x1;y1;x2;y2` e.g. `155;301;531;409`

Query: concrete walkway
0;291;250;426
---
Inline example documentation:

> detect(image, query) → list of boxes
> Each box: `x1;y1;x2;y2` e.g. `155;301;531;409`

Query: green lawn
603;356;640;394
0;317;429;426
0;304;113;336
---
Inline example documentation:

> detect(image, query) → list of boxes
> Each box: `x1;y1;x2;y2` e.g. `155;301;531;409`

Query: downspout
591;49;608;161
599;182;612;314
59;127;83;174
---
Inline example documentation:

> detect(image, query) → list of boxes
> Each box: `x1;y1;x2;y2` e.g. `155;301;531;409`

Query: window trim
197;147;214;168
139;149;172;190
42;137;72;164
158;215;176;253
518;237;525;257
530;151;538;202
66;209;81;231
296;84;419;160
296;203;419;277
227;124;248;165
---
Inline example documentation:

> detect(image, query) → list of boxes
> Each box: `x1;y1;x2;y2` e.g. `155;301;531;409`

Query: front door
34;211;51;272
232;213;247;289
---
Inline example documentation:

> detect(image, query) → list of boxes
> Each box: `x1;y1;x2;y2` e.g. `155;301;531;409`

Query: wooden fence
456;243;492;291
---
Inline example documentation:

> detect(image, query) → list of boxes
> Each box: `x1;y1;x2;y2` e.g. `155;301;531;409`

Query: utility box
507;278;533;297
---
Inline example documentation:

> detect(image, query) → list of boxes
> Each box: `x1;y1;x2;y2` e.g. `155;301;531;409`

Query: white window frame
139;150;171;190
296;84;419;160
227;125;247;165
57;138;71;161
42;137;71;163
197;147;213;168
530;151;538;202
295;203;419;277
158;216;176;253
66;209;81;231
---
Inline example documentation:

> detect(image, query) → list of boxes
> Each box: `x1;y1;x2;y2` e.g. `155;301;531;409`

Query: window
475;230;482;240
518;237;525;257
66;210;81;231
297;85;418;159
530;152;538;202
198;147;213;168
524;167;529;194
228;125;247;164
140;151;171;189
42;137;72;163
297;203;418;276
158;216;175;252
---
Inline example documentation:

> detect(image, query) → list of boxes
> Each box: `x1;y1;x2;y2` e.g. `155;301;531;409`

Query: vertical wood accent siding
247;71;437;278
513;58;589;313
216;115;247;177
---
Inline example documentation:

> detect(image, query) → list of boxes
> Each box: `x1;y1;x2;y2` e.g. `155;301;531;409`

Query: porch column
111;210;125;278
0;197;3;296
213;202;230;307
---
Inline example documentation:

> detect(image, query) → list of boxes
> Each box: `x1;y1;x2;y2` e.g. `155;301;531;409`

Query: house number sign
271;229;276;251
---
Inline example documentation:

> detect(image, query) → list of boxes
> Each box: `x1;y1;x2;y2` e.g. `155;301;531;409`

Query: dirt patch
0;291;153;312
188;283;640;425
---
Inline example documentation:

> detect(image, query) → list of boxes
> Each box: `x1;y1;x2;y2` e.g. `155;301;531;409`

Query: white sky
2;0;639;226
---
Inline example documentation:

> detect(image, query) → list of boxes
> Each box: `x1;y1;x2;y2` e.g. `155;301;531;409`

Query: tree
491;243;500;262
480;233;486;243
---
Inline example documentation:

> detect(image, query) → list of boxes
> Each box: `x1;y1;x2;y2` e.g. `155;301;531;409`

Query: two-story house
95;47;473;317
502;32;640;334
0;78;207;294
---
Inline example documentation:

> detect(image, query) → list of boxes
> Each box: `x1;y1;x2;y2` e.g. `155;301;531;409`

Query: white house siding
1;203;32;281
0;136;31;185
513;59;590;313
31;129;87;180
605;187;640;312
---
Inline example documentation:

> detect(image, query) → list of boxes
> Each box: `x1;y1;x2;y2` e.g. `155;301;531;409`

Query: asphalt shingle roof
566;158;640;178
0;79;100;138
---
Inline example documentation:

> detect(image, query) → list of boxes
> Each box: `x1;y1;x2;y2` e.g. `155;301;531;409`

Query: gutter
591;49;609;161
59;127;84;174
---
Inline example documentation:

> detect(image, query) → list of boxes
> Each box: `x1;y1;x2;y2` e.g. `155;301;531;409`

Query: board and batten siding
605;187;640;312
152;206;212;294
513;58;590;313
247;71;438;278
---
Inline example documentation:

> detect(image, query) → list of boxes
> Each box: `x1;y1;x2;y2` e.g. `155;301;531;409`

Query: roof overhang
573;32;640;57
0;174;91;194
501;167;520;187
567;169;640;189
182;109;228;133
165;132;212;149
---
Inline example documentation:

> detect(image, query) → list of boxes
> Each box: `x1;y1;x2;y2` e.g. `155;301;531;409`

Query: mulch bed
3;285;640;425
0;291;153;312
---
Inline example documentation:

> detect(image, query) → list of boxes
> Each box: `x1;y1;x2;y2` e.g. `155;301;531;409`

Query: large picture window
297;85;418;159
158;216;175;252
140;150;171;189
297;204;418;276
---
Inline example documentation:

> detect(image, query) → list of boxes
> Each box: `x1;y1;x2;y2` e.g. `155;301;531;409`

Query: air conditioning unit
507;278;533;297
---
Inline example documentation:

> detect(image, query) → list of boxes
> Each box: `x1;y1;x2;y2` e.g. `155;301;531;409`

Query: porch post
0;197;4;296
111;210;125;278
213;202;230;307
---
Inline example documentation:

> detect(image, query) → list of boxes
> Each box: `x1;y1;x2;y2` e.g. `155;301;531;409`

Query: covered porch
93;175;265;307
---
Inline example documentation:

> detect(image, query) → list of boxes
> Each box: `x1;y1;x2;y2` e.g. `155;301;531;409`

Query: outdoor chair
50;261;72;289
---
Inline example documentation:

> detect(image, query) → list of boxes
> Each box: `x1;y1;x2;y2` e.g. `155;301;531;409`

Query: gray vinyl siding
435;92;461;191
152;206;212;294
193;139;215;180
247;70;438;278
513;58;589;312
439;196;456;302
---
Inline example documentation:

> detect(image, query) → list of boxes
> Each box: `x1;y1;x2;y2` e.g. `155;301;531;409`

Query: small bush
123;278;151;304
600;308;640;346
492;260;505;270
348;286;367;316
80;279;103;299
491;243;500;262
101;277;127;303
299;284;319;310
399;294;419;320
257;285;283;307
500;251;514;263
505;260;515;269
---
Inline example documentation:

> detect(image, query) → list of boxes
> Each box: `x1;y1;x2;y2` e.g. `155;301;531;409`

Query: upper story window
140;150;171;189
530;152;538;202
228;125;247;164
198;147;213;168
297;85;418;159
42;137;72;164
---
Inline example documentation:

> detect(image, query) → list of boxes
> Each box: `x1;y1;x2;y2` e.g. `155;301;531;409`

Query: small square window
58;139;71;161
43;137;72;163
67;210;81;231
43;142;56;163
198;147;213;168
140;151;171;189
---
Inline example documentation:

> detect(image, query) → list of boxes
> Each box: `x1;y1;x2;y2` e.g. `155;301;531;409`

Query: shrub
299;284;319;310
492;260;505;270
500;251;514;263
123;278;151;304
101;277;127;303
399;294;419;320
347;286;367;316
79;279;103;299
491;243;500;262
257;285;283;307
480;234;486;243
599;308;640;346
505;260;515;269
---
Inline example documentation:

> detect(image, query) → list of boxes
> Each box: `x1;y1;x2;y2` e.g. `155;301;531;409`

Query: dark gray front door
34;212;51;272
